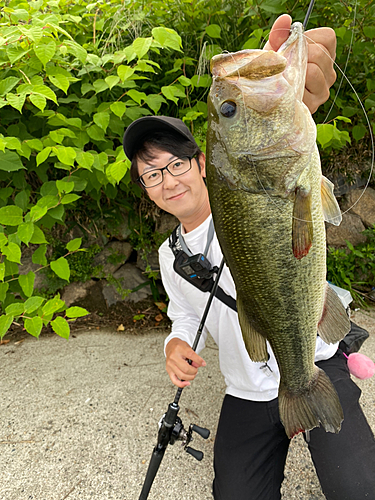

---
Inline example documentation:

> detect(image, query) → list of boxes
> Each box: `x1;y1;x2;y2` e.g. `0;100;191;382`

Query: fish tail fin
279;366;343;439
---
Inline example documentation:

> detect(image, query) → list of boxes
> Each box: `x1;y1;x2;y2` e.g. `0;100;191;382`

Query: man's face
137;149;208;221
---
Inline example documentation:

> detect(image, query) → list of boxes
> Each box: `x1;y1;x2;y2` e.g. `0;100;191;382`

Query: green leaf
19;271;35;297
161;85;186;104
60;193;80;205
132;37;153;59
55;146;76;166
3;242;21;263
32;244;47;265
87;124;105;141
66;238;82;252
29;205;48;222
5;302;24;316
51;316;70;339
107;161;128;183
206;24;221;38
0;205;23;226
145;94;166;114
0;77;20;97
364;26;375;39
352;124;367;141
190;75;212;88
29;93;47;111
0;262;4;281
93;111;110;131
66;306;89;318
56;180;74;194
0;150;24;172
42;296;65;317
48;74;70;94
110;102;126;118
32;85;57;104
49;204;65;220
36;147;51;166
24;316;43;338
127;89;146;105
34;39;56;67
15;190;29;211
50;257;70;281
17;222;35;245
117;65;135;81
29;225;48;244
24;296;45;314
0;282;9;303
152;27;182;52
6;93;26;113
105;76;120;89
316;123;334;148
93;80;108;94
178;76;192;87
65;40;87;64
0;314;13;339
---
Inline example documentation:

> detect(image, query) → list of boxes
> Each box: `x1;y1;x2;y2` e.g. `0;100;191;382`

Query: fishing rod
303;0;316;29
138;259;225;500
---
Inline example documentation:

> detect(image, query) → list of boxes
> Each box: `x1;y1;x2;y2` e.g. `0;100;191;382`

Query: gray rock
155;211;179;235
342;186;375;228
326;212;367;248
102;263;152;306
60;280;97;308
136;249;160;272
93;241;133;276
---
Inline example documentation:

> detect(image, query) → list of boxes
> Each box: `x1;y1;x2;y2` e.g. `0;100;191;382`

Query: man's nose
163;170;179;188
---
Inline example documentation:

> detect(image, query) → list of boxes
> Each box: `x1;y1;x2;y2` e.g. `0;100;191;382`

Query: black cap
123;116;196;161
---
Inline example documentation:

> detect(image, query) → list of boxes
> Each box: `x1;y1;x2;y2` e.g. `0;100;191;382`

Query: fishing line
322;0;357;124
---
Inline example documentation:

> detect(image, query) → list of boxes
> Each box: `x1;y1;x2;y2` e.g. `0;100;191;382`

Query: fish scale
207;22;350;437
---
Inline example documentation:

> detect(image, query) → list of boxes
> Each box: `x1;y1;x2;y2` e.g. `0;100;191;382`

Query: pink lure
346;352;375;380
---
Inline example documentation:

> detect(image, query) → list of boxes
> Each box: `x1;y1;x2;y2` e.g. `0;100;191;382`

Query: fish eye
220;101;237;118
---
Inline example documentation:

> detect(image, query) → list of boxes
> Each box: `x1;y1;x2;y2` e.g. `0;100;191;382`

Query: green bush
327;226;375;306
0;0;374;340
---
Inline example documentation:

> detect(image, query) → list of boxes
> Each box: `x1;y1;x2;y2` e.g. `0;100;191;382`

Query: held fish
206;22;350;438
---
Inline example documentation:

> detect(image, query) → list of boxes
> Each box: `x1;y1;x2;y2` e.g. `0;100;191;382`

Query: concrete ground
1;308;374;500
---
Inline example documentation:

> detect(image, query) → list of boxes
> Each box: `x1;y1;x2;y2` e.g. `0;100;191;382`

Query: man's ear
197;152;206;178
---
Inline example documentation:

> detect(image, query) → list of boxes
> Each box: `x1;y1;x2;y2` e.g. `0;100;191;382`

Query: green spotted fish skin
206;22;350;438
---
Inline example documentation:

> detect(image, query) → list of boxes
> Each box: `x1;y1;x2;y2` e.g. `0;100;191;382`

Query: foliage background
0;0;374;339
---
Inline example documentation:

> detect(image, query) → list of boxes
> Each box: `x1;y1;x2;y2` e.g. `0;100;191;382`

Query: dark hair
130;130;202;185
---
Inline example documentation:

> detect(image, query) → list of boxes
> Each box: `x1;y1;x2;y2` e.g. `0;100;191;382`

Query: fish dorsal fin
225;51;287;80
237;295;268;362
318;283;351;344
292;186;313;259
321;176;342;226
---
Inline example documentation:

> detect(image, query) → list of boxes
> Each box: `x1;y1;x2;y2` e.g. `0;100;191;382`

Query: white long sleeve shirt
159;214;338;402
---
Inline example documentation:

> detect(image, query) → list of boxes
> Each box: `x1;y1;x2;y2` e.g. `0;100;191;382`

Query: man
123;15;375;500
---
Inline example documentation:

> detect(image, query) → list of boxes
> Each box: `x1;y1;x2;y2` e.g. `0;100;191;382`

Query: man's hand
165;338;206;388
264;14;337;114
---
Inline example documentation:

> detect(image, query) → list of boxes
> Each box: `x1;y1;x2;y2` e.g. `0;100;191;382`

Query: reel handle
185;446;204;461
191;424;210;440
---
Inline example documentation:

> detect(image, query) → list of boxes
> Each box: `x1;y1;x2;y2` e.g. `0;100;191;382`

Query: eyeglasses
137;156;195;188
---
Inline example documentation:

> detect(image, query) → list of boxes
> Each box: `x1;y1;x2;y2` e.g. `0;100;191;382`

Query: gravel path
1;308;374;500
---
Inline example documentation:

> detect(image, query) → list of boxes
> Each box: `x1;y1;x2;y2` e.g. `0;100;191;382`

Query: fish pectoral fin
237;296;268;362
321;176;342;226
292;186;313;259
317;283;351;344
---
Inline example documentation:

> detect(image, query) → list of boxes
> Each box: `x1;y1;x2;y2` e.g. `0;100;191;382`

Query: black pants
213;351;375;500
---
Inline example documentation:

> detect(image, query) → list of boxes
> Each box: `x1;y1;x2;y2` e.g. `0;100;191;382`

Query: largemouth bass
206;22;350;438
